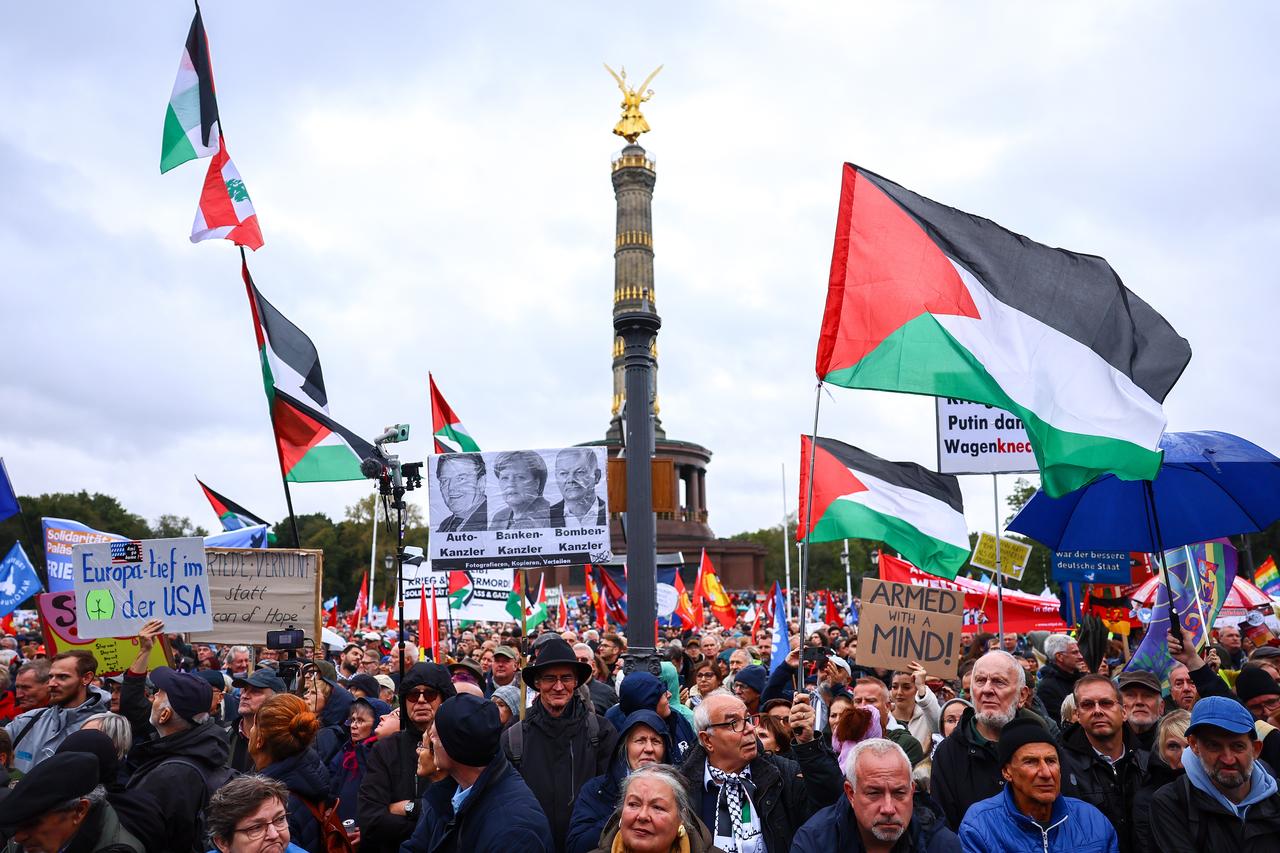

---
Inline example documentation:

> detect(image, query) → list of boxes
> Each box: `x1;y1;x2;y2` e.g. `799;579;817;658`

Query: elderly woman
590;764;721;853
567;710;672;853
327;695;390;835
686;660;721;708
205;774;309;853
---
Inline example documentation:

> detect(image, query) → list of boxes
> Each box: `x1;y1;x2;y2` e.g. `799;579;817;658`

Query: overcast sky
3;2;1278;545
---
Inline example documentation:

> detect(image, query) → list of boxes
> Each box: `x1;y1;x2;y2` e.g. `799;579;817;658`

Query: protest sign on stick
428;447;612;571
969;532;1032;581
856;577;963;678
192;548;322;646
37;591;170;675
72;537;211;639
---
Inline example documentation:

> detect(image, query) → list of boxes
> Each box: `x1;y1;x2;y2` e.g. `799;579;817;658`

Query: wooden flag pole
796;383;823;697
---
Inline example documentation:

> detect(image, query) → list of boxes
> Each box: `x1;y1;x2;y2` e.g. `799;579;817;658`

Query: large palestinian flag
799;436;969;580
429;374;479;453
243;260;329;413
816;165;1192;497
161;7;220;173
196;478;269;530
271;390;375;482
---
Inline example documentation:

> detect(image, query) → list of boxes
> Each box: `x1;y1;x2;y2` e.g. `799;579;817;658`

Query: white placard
936;398;1037;475
72;537;212;639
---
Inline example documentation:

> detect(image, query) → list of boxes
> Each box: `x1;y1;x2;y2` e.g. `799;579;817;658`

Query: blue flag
204;524;269;549
0;459;18;524
0;543;42;616
769;582;791;674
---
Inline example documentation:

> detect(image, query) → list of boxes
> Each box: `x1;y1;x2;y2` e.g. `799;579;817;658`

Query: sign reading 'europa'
857;577;964;678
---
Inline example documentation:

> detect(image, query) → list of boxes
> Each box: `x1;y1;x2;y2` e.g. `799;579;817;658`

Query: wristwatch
404;800;416;815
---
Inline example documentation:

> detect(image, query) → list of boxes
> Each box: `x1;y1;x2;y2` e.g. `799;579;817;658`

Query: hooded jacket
605;672;696;762
566;710;673;853
124;719;233;852
314;681;356;765
792;792;962;853
501;694;619;851
399;752;553;853
661;661;697;727
930;706;1054;831
1148;747;1280;853
1058;722;1149;853
329;697;390;824
958;786;1119;853
4;683;112;774
262;747;331;853
1035;662;1080;726
359;662;456;853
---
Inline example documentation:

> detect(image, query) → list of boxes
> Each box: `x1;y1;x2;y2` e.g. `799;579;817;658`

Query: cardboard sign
936;398;1037;475
969;532;1032;581
37;591;171;675
856;577;963;677
72;537;212;639
191;548;322;646
427;447;612;571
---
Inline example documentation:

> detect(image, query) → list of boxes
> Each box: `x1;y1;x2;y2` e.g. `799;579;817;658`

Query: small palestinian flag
272;390;376;483
430;374;479;454
506;575;547;628
196;478;269;531
161;7;220;173
799;436;969;580
191;137;263;250
815;165;1191;496
447;571;471;610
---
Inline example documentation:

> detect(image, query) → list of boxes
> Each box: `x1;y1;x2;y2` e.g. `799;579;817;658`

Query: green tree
731;515;880;595
151;514;209;538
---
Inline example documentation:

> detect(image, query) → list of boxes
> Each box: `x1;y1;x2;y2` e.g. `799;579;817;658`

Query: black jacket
1035;662;1080;726
1059;722;1150;853
262;747;331;853
1132;748;1183;853
400;752;554;853
1149;772;1280;853
930;706;1052;831
586;677;619;716
677;737;844;853
123;719;232;853
314;683;355;765
500;695;619;851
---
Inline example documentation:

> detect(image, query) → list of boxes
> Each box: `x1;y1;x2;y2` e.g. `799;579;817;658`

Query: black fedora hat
521;637;592;690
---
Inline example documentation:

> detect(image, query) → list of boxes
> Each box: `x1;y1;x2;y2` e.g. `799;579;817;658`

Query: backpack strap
586;708;600;749
9;706;50;752
509;720;525;768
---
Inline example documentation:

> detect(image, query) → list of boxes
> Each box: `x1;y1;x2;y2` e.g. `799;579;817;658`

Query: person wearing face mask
567;710;673;853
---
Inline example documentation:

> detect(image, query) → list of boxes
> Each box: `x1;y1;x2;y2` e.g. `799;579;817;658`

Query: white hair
843;738;912;790
693;688;737;733
572;643;594;656
618;764;694;824
974;650;1027;689
1044;634;1075;660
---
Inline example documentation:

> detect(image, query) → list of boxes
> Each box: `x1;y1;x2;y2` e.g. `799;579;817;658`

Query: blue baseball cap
1187;695;1256;738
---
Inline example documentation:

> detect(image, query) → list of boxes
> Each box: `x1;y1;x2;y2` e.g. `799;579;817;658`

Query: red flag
598;568;629;626
348;572;368;633
0;614;13;636
673;574;697;630
697;550;736;629
325;606;337;629
556;585;569;631
191;137;264;250
385;599;398;632
691;557;707;628
823;589;842;626
585;565;608;630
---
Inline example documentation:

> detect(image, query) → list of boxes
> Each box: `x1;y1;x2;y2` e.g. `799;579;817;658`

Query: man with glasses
358;661;456;853
1060;675;1150;853
500;637;618;851
680;688;842;853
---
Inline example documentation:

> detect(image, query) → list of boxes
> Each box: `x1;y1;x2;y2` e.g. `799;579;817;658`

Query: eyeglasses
538;674;577;687
1077;698;1119;712
234;813;288;841
346;716;374;727
405;688;440;704
1247;696;1280;714
706;714;760;734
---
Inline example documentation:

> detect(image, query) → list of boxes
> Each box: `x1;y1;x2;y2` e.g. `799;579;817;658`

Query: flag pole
781;463;793;622
797;382;823;696
993;474;1004;637
368;492;378;611
241;247;301;547
519;570;529;721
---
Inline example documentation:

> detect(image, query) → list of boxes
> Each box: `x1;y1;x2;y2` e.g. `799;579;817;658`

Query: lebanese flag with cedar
800;435;970;580
815;165;1191;496
191;137;263;249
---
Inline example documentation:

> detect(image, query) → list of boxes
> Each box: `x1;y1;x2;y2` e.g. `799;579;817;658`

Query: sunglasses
405;688;440;704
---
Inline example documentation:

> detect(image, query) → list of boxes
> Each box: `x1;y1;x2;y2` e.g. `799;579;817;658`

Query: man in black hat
402;694;553;852
0;752;145;852
358;661;457;853
500;636;618;850
123;664;234;853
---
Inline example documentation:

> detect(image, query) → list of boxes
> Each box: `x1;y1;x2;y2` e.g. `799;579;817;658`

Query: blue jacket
604;672;696;762
958;786;1119;853
792;793;961;853
566;710;673;853
262;748;332;853
399;752;552;853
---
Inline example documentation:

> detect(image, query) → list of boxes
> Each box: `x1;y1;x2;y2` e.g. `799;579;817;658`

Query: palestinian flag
191;137;263;250
816;165;1191;497
429;374;480;454
271;390;376;483
447;571;472;610
161;7;220;173
506;575;547;628
243;260;328;412
799;436;970;580
196;478;269;531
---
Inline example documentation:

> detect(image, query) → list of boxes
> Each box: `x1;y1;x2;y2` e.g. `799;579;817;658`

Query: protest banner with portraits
427;446;612;571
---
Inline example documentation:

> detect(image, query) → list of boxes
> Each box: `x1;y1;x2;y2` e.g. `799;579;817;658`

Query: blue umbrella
1008;431;1280;552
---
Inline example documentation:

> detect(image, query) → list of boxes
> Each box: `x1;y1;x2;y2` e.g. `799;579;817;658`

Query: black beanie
435;694;503;767
1236;666;1280;705
997;717;1058;767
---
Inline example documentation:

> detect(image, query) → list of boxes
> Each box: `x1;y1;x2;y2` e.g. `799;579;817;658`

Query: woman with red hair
250;693;333;852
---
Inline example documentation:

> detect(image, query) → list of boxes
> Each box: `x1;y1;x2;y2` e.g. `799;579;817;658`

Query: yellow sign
970;532;1031;581
38;591;170;675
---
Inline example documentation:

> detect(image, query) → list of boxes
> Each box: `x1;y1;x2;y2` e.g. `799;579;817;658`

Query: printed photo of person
549;447;607;527
436;454;488;532
490;450;552;530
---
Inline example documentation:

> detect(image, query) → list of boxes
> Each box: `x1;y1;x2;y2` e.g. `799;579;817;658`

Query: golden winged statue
604;63;663;143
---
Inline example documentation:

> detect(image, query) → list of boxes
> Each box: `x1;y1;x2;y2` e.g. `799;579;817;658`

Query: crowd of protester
0;602;1277;853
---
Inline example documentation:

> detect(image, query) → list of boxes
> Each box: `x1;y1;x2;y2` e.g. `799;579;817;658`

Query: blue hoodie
1181;744;1279;819
604;672;696;761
